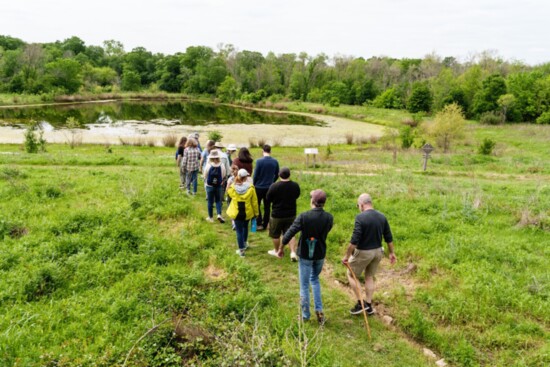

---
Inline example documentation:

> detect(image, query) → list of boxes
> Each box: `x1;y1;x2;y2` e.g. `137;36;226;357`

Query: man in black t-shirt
266;167;301;261
342;193;397;316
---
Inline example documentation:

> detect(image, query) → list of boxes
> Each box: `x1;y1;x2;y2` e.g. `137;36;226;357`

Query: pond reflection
0;100;322;129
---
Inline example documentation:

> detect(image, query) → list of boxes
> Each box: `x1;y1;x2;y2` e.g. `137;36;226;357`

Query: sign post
422;143;434;171
304;148;319;168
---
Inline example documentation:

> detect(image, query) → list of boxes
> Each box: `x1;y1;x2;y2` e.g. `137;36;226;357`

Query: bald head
358;193;373;210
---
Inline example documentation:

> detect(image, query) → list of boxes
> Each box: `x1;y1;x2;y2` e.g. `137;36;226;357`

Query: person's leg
272;237;281;252
234;220;245;249
262;191;271;229
180;168;187;187
255;188;265;227
206;186;214;218
214;186;222;215
364;276;375;304
311;259;324;313
298;259;312;320
185;171;192;192
363;248;383;304
242;219;250;244
192;170;198;194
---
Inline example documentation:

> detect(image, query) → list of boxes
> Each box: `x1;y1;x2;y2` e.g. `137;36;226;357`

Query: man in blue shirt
253;144;279;230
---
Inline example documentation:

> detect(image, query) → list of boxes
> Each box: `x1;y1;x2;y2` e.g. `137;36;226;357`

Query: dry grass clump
308;106;327;114
162;134;178;147
345;133;354;145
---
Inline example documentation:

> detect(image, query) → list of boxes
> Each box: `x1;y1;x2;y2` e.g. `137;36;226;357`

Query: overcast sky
2;0;549;64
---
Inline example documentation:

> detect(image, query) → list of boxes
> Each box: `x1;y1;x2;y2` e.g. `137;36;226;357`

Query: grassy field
0;117;549;366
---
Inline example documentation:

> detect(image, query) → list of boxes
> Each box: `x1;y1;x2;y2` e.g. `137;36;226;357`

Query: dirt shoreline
0;101;387;147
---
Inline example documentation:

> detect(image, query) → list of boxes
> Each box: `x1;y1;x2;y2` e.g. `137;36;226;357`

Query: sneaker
350;301;374;315
186;190;191;195
256;225;265;231
217;215;225;223
290;252;298;262
316;311;326;326
232;223;236;231
205;217;214;223
236;249;245;257
268;249;282;258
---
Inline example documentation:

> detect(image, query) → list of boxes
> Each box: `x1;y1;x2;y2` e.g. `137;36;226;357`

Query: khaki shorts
269;216;295;238
348;248;383;278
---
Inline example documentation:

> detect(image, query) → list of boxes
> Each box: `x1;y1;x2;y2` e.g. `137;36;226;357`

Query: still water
0;100;322;128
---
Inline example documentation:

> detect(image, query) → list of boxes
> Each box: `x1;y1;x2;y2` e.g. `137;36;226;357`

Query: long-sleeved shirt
282;207;333;260
253;155;279;189
350;209;393;250
182;147;201;171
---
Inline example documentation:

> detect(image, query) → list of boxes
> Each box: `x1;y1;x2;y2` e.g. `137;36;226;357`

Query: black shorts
269;216;295;238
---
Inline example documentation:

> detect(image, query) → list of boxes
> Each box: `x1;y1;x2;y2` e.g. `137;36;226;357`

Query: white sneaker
217;215;225;223
290;252;298;262
205;217;214;223
236;249;245;257
268;249;282;258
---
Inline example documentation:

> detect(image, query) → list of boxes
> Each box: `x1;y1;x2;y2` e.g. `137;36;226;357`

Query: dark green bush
478;138;496;155
535;111;550;124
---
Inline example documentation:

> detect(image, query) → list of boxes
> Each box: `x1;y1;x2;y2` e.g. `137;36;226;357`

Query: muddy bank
0;110;386;147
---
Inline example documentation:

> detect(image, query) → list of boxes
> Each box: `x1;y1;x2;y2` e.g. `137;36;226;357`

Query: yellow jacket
226;182;259;221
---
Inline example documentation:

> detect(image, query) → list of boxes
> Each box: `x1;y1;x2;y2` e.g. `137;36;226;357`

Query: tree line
1;35;549;123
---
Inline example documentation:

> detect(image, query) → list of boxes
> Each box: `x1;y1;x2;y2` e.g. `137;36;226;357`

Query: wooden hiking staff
343;261;372;340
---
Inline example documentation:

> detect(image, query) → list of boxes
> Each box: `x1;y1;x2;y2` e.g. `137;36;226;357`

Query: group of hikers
176;134;397;326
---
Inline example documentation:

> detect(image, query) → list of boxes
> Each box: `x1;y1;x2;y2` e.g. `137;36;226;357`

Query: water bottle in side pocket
251;218;257;233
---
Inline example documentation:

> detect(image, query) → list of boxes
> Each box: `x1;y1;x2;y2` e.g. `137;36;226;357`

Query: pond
0;100;322;128
0;100;385;147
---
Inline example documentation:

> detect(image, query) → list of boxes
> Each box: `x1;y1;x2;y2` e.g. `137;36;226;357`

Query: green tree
497;94;516;123
472;74;507;116
121;68;141;91
407;82;433;112
427;103;466;152
216;75;239;102
372;88;403;109
44;58;82;93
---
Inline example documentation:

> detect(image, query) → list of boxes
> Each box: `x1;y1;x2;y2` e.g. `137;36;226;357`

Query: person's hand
341;257;349;265
389;253;397;265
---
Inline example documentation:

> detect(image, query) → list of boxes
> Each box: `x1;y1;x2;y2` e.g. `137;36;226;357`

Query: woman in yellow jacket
227;169;259;257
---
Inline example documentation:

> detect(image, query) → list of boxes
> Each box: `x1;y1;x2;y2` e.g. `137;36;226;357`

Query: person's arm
383;219;396;264
343;216;361;263
203;164;210;180
342;243;357;263
273;161;279;183
387;242;396;264
251;187;259;217
252;161;259;184
282;214;302;246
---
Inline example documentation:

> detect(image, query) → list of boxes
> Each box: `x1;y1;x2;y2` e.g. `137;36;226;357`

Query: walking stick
343;261;372;340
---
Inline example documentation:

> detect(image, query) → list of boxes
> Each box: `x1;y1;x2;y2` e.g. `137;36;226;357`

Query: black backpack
207;165;222;186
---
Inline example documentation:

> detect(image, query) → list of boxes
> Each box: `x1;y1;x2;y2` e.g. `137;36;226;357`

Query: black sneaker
316;311;326;326
350;300;375;315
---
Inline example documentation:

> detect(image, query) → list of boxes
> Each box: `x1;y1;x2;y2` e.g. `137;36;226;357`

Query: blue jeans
298;258;324;320
206;185;222;218
186;170;198;193
234;219;250;250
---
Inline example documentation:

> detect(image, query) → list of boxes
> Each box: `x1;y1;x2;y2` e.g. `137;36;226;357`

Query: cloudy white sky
2;0;549;64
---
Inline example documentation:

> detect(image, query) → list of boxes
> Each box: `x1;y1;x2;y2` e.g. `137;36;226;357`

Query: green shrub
400;126;414;148
24;122;47;153
536;111;550;124
479;111;502;125
207;130;223;142
478;138;496;155
328;96;340;107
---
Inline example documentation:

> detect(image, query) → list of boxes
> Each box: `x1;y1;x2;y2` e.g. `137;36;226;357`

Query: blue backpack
207;165;223;187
